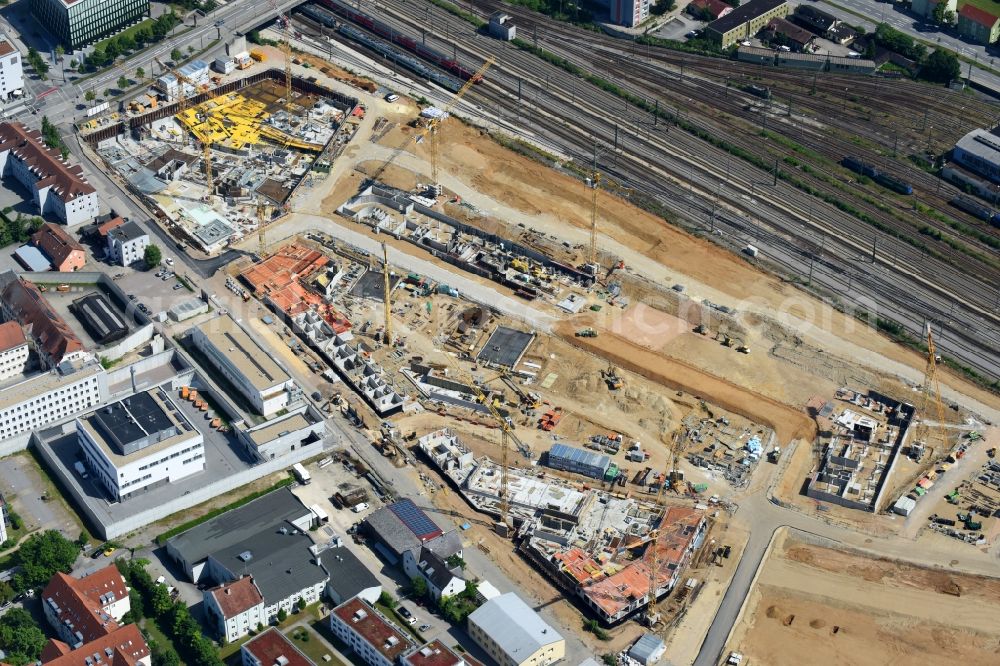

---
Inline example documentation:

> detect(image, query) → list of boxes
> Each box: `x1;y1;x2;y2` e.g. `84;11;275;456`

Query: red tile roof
0;41;15;57
41;565;129;643
33;223;85;272
960;3;999;26
1;277;83;364
332;598;413;662
209;576;263;619
0;122;95;202
41;624;149;666
689;0;732;18
242;628;315;666
403;639;485;666
97;216;125;237
0;321;26;353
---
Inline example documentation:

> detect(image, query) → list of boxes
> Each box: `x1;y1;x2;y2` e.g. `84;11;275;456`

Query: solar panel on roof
388;499;443;540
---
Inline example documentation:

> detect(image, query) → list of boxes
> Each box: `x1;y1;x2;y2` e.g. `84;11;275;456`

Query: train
842;156;913;195
316;0;485;83
744;84;771;100
950;196;1000;227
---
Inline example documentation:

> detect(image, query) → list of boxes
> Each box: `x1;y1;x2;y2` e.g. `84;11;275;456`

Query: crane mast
382;242;392;345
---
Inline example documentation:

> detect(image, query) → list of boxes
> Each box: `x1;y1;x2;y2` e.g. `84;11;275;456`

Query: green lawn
285;627;348;666
94;18;157;52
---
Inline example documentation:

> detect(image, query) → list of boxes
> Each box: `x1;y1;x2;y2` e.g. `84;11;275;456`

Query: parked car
385;93;399;102
352;502;370;513
396;606;416;624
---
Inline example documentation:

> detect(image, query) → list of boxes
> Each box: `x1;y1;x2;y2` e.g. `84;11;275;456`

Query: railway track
290;0;1000;382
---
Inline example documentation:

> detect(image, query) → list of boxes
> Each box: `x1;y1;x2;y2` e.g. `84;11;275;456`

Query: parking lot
0;453;81;537
110;258;195;316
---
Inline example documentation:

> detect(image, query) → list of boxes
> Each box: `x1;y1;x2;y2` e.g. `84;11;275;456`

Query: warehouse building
363;498;463;567
467;593;565;666
547;443;611;480
76;387;205;502
317;538;381;605
70;293;129;345
29;0;149;49
0;122;100;225
953;128;1000;183
190;315;297;416
705;0;789;48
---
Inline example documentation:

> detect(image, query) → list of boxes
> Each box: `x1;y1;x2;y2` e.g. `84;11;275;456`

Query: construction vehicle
988;448;997;459
736;342;750;354
694;324;708;335
499;373;541;410
575;328;597;338
603;363;622;390
717;332;734;348
510;257;529;273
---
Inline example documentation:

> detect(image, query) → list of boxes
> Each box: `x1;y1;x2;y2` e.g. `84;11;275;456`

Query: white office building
190;315;296;416
76;387;204;502
0;39;24;101
0;360;106;443
0;321;29;381
106;220;149;266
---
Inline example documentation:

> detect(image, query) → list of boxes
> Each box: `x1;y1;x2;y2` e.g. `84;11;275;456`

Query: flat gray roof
196;316;290;391
476;326;534;368
469;593;563;660
248;413;312;446
320;545;380;600
956;128;1000;164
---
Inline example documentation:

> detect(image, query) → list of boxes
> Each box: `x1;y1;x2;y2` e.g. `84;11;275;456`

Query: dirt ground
731;534;1000;666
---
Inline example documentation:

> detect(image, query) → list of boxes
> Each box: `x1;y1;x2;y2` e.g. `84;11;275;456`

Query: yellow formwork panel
174;92;270;150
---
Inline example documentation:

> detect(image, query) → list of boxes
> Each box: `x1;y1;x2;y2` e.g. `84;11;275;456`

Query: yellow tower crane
381;242;393;345
156;57;213;192
587;168;633;277
918;322;948;453
265;0;294;111
369;57;495;187
256;199;269;258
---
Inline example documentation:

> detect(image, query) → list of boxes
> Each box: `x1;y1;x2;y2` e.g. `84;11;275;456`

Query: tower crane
381;242;393;345
917;322;948;452
265;0;294;111
368;57;495;188
256;199;269;258
587;166;633;278
156;57;213;192
646;430;682;627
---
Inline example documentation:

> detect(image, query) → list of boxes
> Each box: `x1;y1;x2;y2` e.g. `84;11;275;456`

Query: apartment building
609;0;649;28
39;624;150;666
0;273;86;369
241;628;315;666
330;598;415;666
0;321;29;381
32;222;86;272
205;576;265;644
106;221;149;266
705;0;790;48
41;565;131;648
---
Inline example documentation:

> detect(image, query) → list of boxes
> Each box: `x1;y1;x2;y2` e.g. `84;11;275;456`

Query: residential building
609;0;650;27
0;39;24;101
205;576;265;644
190;315;297;416
402;640;485;666
467;593;565;666
106;221;149;267
32;223;86;272
317;539;381;605
958;4;1000;44
28;0;149;49
0;122;100;225
41;565;131;648
329;597;416;666
705;0;790;48
953;128;1000;183
0;321;29;381
76;388;205;502
911;0;957;20
39;624;150;666
96;215;125;238
363;498;463;570
242;628;315;666
0;501;6;544
0;358;105;443
411;547;465;601
687;0;733;21
0;273;86;368
763;17;815;51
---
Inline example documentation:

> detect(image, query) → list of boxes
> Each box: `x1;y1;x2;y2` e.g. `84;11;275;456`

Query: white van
385;93;399;102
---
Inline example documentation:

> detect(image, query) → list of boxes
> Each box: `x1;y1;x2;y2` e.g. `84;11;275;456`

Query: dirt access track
732;532;1000;665
556;322;815;445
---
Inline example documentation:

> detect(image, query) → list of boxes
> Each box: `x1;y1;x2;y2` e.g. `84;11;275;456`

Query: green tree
0;580;14;604
187;45;195;55
85;90;96;102
117;75;129;90
54;44;64;60
144;243;162;268
0;608;46;665
446;554;466;570
170;48;183;63
13;530;79;592
276;607;287;622
932;0;946;25
69;59;78;70
119;34;136;53
921;49;961;83
104;38;121;60
410;575;428;599
378;590;397;609
296;597;306;611
136;66;145;80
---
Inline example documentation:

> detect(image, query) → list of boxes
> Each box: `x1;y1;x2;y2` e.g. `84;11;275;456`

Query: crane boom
369;57;495;187
265;0;294;111
382;242;393;345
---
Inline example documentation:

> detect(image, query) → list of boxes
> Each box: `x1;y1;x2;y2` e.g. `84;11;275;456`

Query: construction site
86;67;359;255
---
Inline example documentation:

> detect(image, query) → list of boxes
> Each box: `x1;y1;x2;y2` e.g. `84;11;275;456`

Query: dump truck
575;328;597;338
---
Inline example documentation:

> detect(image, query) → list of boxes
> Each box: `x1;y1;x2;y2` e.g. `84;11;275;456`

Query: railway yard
60;1;1000;664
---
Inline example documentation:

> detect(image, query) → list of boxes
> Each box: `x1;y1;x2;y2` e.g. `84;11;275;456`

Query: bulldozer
716;332;734;347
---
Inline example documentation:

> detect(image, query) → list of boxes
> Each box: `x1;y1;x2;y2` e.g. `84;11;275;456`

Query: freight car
842;156;912;195
951;196;1000;227
318;0;485;82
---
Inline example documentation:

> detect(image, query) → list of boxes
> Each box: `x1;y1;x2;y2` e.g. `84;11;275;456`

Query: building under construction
83;70;359;255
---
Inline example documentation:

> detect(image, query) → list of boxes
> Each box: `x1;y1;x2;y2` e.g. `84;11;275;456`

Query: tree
13;530;79;592
410;575;428;599
296;597;306;611
104;38;121;60
144;244;162;268
446;554;466;570
0;608;46;665
85;90;96;102
117;75;129;90
276;607;287;622
378;590;397;609
170;48;183;63
136;66;145;80
921;49;961;83
0;580;14;604
54;44;64;60
119;34;136;53
69;59;78;70
932;0;946;25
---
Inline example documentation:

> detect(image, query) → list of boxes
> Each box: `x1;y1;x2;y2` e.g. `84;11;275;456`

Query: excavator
603;363;623;391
